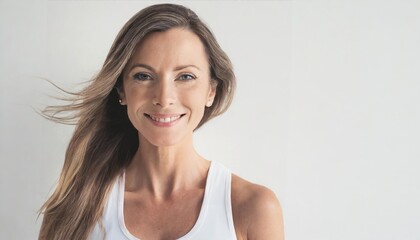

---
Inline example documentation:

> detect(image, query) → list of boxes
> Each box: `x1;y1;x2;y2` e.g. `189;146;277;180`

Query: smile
144;113;186;125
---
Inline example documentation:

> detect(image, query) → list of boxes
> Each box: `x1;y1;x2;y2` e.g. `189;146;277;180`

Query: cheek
125;84;145;101
125;86;151;113
184;83;208;103
126;103;142;131
182;87;209;119
124;87;149;128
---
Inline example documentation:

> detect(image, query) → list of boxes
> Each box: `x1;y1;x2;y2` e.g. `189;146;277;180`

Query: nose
152;79;175;108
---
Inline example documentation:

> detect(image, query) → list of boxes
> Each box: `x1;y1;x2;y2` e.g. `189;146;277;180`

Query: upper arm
246;186;284;240
231;175;284;240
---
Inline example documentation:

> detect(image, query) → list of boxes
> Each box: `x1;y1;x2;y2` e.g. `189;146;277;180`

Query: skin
118;27;284;240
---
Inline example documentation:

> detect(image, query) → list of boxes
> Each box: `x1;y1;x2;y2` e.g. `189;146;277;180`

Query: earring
119;99;122;104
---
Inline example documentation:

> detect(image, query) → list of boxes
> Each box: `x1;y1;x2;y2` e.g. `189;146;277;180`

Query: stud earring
119;99;122;104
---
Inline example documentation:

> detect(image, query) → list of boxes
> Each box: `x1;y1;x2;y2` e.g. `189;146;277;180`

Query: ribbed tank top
89;161;237;240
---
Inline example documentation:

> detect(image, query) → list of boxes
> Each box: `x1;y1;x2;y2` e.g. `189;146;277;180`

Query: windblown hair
39;3;235;240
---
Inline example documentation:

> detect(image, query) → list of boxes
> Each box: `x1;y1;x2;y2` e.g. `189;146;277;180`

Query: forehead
128;28;209;70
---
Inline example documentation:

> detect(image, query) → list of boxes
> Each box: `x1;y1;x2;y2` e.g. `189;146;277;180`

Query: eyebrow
174;65;201;71
129;63;201;72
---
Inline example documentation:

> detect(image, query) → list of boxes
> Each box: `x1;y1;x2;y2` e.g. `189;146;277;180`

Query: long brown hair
39;3;235;240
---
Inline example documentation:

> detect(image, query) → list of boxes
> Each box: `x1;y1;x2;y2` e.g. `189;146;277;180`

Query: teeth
149;115;181;123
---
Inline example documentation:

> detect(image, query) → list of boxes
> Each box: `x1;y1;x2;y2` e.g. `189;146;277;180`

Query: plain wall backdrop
0;0;419;239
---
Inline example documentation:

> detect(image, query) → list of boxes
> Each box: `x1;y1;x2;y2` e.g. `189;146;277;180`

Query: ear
116;80;127;105
206;79;218;107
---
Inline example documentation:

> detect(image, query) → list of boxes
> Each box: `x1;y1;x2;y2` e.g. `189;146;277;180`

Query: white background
1;0;419;239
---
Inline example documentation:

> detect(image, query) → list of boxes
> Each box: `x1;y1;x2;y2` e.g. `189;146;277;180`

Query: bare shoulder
231;174;284;240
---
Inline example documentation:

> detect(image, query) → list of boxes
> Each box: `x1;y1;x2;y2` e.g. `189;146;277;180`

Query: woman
39;3;283;240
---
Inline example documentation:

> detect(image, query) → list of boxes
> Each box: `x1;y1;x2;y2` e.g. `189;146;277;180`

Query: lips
144;113;186;123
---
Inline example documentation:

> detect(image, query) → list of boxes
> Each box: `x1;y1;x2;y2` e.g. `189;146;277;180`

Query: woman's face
120;28;216;147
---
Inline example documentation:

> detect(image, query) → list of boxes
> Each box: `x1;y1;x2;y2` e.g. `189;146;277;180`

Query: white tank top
89;161;237;240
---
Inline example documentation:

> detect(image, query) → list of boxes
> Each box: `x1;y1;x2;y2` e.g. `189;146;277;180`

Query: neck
125;134;209;200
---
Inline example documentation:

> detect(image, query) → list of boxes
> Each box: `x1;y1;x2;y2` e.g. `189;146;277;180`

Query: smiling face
119;28;217;147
